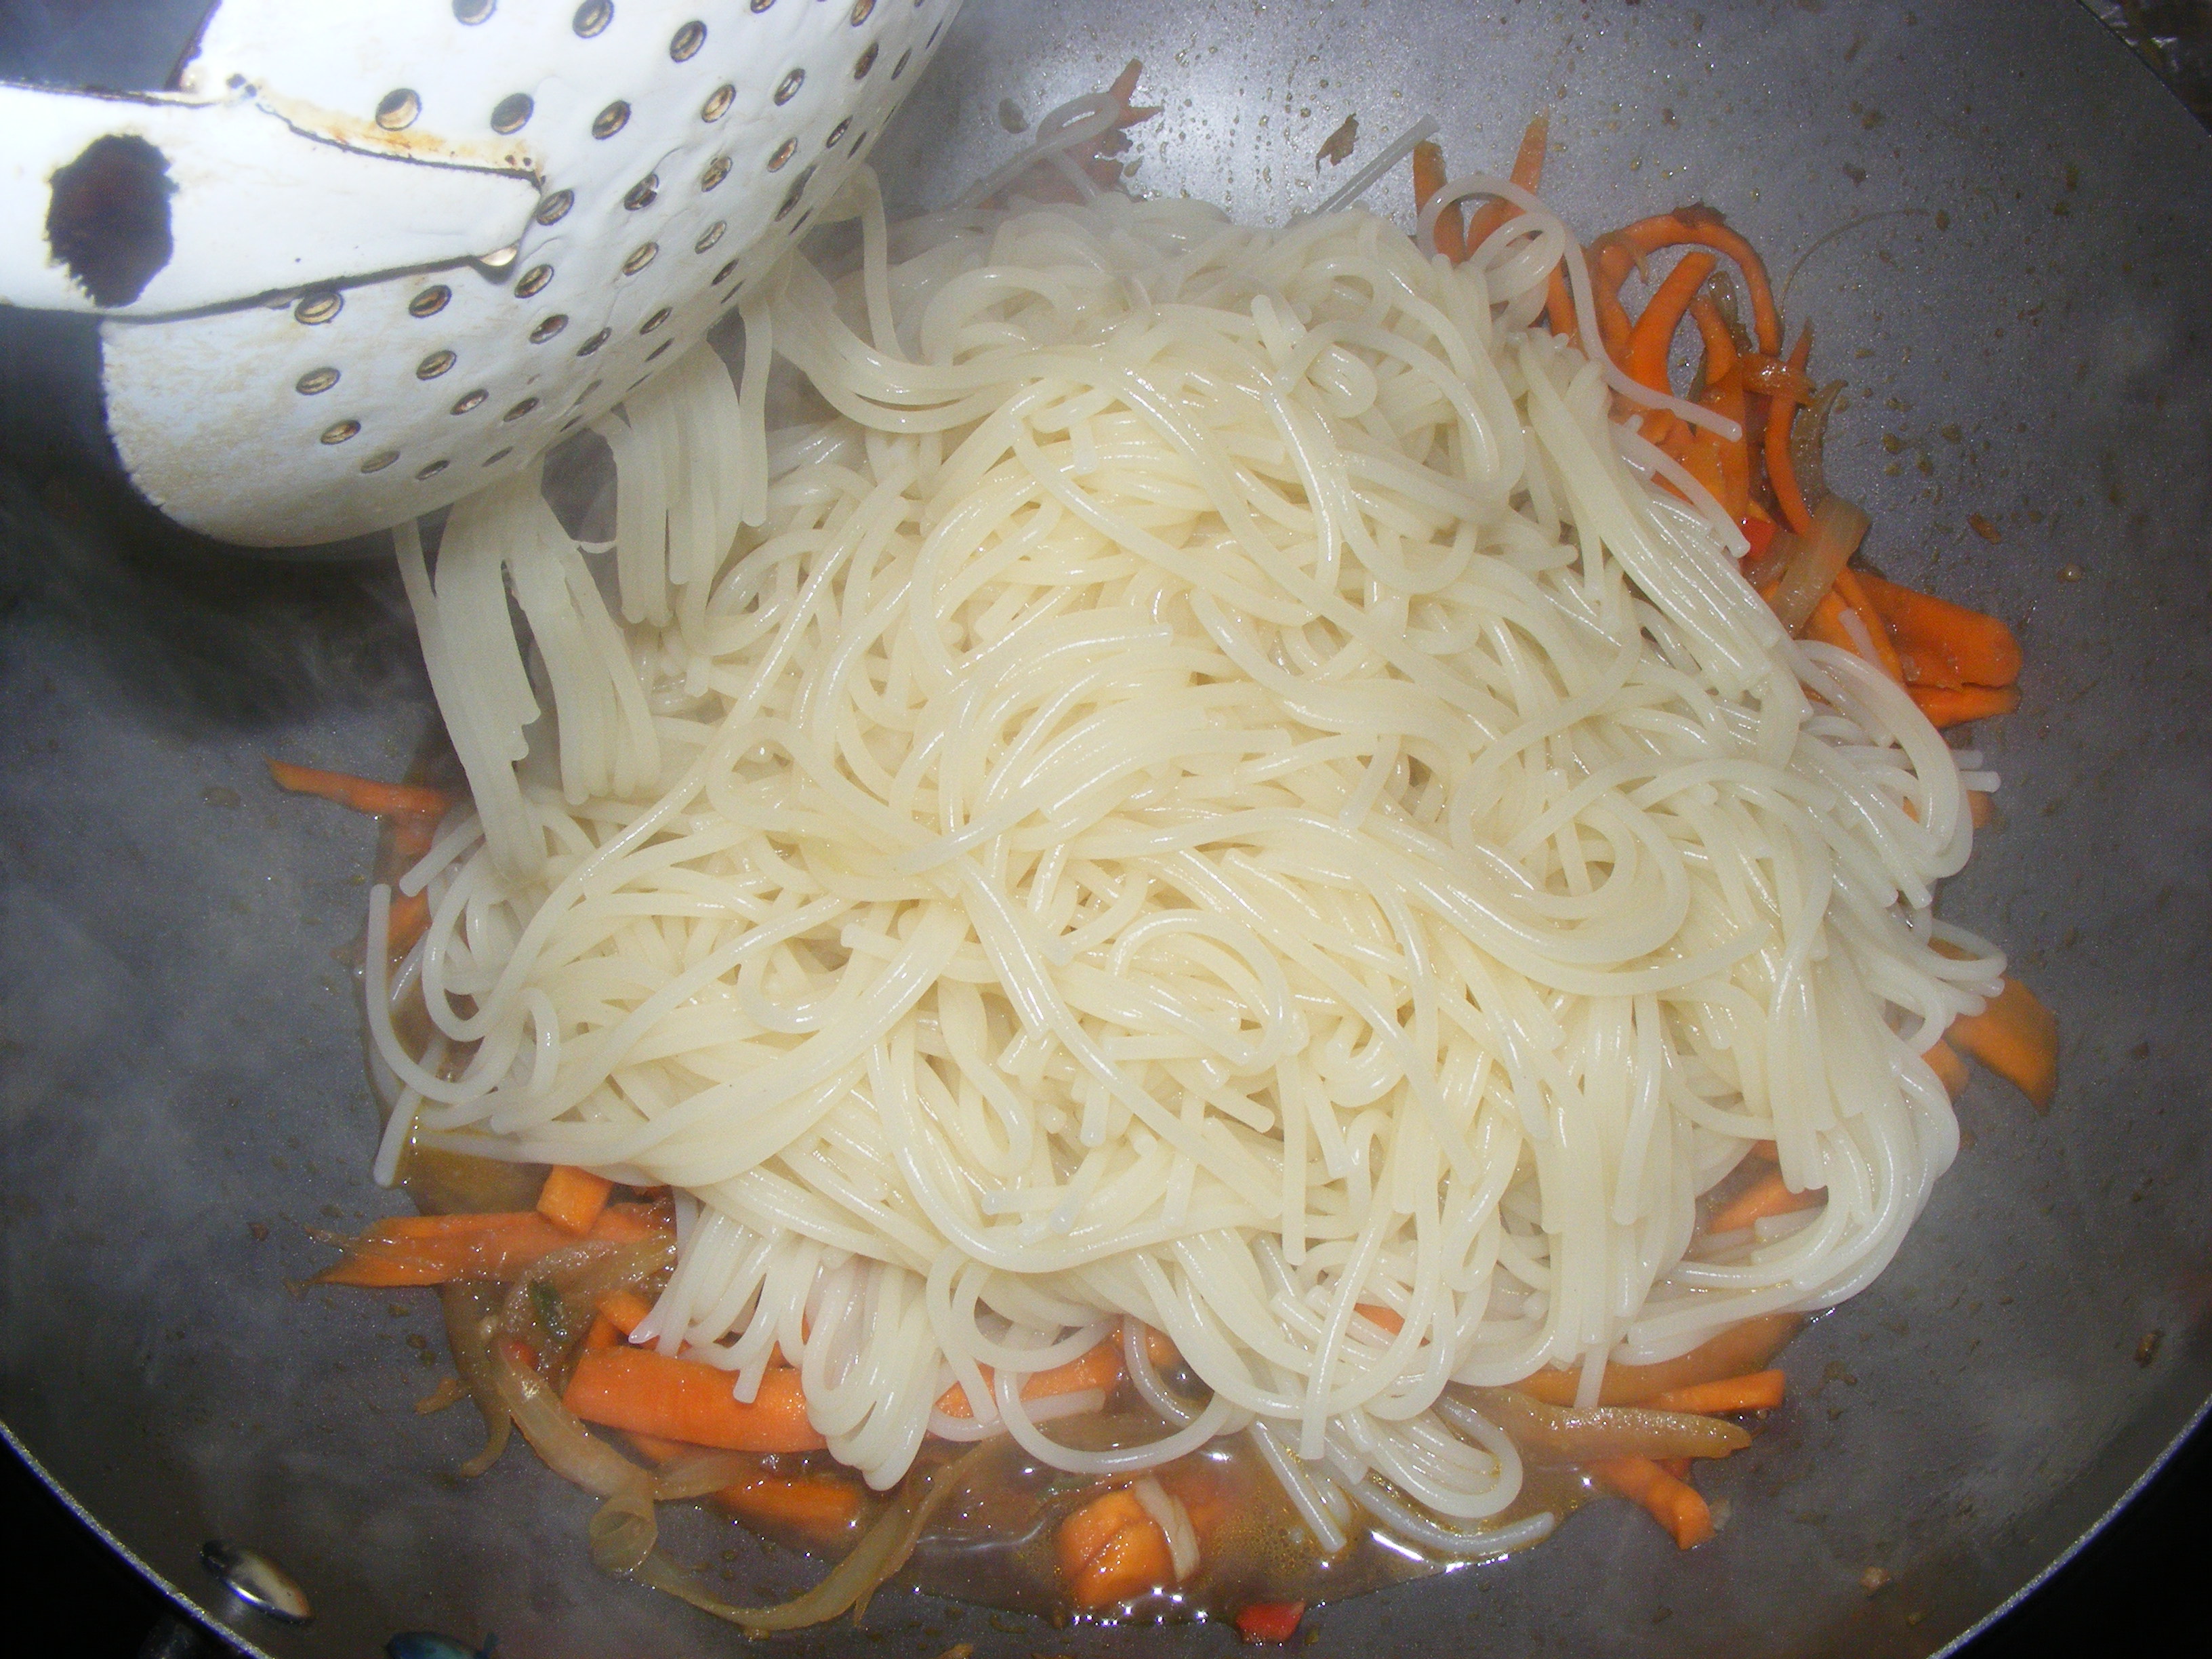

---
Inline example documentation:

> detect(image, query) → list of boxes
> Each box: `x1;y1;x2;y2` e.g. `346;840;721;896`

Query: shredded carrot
389;814;440;862
1133;1322;1181;1370
1645;1370;1787;1415
1410;140;1465;264
584;1315;621;1351
1967;790;1996;829
1625;250;1717;404
630;1433;872;1539
1608;207;1782;354
312;1201;671;1288
1748;1139;1778;1162
1762;327;1818;537
934;1339;1124;1420
536;1164;614;1235
1586;239;1638;365
1689;291;1738;383
1708;1168;1824;1235
1923;1038;1969;1097
1235;1603;1307;1643
1057;1488;1176;1608
1853;571;2022;690
565;1349;825;1452
1948;976;2059;1109
1545;263;1579;343
597;1288;655;1337
1909;684;2020;729
267;759;449;821
1512;1313;1802;1407
1593;1456;1715;1549
1828;566;1907;683
385;889;431;957
1462;112;1549;253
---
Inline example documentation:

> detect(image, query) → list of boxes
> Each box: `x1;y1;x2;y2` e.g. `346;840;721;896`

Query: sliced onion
1766;495;1871;634
487;1330;656;1498
1789;380;1846;510
588;1485;659;1576
438;1284;512;1479
1461;1387;1750;1464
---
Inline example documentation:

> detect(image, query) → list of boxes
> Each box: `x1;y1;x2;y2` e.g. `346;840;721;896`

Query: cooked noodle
375;169;1998;1540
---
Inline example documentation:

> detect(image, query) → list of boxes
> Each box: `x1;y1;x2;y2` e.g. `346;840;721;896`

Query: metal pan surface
3;1;2209;1655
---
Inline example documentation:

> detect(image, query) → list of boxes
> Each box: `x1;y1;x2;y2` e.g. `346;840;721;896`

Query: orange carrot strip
1235;1602;1307;1643
267;759;449;820
390;814;440;861
1948;977;2059;1109
1512;1313;1802;1407
1909;684;2020;729
1923;1038;1970;1097
597;1288;655;1337
565;1349;826;1452
1829;566;1908;683
1853;571;2023;690
1689;291;1738;383
628;1435;872;1539
1462;113;1549;253
1587;239;1638;366
1700;362;1751;520
1411;140;1465;264
385;890;431;957
1057;1488;1176;1608
1545;264;1579;343
1610;207;1782;354
536;1165;614;1235
584;1315;621;1351
1593;1456;1715;1549
1355;1303;1405;1335
1967;790;1996;829
1645;1370;1787;1415
934;1339;1124;1420
314;1202;672;1287
1763;327;1817;536
1708;1168;1824;1235
1625;251;1717;398
1134;1322;1181;1369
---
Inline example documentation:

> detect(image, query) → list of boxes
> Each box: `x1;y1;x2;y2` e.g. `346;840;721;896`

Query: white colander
0;0;960;547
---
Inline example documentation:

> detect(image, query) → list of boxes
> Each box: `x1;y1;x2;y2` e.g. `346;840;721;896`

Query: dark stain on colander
44;132;175;308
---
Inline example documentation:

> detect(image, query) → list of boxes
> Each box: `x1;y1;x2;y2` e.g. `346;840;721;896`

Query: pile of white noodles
367;162;2004;1556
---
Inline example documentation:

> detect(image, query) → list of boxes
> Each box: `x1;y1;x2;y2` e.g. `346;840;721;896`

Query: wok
3;1;2210;1654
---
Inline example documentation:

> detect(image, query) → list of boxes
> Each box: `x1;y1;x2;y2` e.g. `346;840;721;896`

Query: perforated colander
0;0;960;547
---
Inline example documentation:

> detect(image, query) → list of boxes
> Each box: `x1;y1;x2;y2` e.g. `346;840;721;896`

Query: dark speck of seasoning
1934;209;1950;230
2051;199;2071;218
2135;1330;2163;1367
202;784;240;808
407;1332;429;1351
386;1302;410;1318
1842;163;1866;185
1969;513;2001;543
1860;1565;1892;1593
248;1221;269;1242
2057;563;2084;582
1860;108;1884;129
1315;113;1357;168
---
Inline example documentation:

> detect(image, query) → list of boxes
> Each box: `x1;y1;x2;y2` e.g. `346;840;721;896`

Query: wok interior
3;1;2210;1654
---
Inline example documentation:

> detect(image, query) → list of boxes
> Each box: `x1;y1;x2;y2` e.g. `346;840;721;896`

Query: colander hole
504;398;539;422
767;138;797;171
623;242;660;275
750;0;775;12
695;220;726;253
572;380;603;405
360;449;401;474
531;314;570;343
561;415;583;431
409;285;451;318
294;291;342;325
573;1;612;38
627;374;651;390
825;118;851;148
646;340;674;361
775;165;814;220
927;18;941;46
892;47;911;78
451;389;489;415
452;0;494;22
577;329;612;356
491;93;533;134
484;446;514;465
773;68;804;104
701;155;732;190
295;367;339;395
670;21;705;60
848;127;868;155
376;89;421;130
416;458;451;479
623;174;660;211
851;0;876;21
713;258;740;283
592;100;631;138
417;350;457;380
640;306;672;334
320;419;361;445
535;190;575;225
702;85;735;121
515;264;554;298
852;43;877;78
